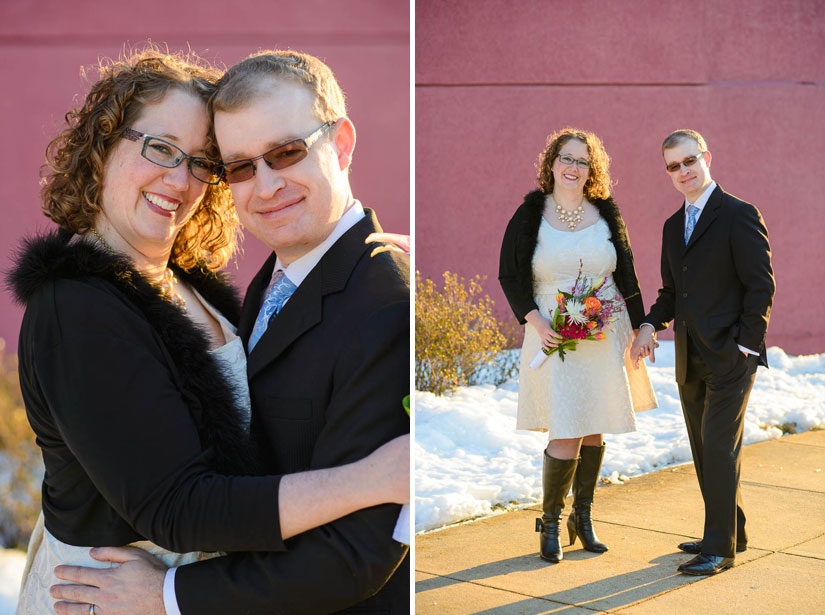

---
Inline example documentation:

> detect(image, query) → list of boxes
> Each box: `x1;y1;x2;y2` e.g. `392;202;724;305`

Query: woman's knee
546;438;582;459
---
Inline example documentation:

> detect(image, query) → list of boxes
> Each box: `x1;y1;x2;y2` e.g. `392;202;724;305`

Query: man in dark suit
53;51;410;614
632;129;774;576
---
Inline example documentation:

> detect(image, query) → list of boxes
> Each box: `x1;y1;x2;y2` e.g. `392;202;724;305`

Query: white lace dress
16;295;249;614
517;217;657;436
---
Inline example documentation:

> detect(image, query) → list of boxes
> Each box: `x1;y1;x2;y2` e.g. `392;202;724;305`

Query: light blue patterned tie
684;204;699;245
248;270;297;352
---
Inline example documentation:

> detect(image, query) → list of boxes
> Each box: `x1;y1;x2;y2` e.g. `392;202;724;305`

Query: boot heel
567;515;577;546
570;445;609;553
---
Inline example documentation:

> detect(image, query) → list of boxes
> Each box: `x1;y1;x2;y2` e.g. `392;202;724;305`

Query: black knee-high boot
536;452;578;563
567;444;608;553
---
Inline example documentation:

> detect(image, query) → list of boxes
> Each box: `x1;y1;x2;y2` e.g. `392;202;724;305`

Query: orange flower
595;331;606;340
586;321;598;329
584;296;602;314
556;293;565;306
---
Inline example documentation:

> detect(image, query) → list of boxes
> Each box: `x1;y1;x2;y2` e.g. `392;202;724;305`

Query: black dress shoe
677;540;747;554
677;553;735;575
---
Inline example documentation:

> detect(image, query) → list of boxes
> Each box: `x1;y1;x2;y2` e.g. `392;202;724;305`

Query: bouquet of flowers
530;263;625;368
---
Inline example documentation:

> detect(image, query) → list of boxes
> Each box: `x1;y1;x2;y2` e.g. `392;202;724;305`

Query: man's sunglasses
665;151;706;174
217;121;336;184
122;129;222;185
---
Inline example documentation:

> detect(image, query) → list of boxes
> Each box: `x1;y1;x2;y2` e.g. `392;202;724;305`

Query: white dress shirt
682;180;716;234
163;201;366;615
641;181;757;356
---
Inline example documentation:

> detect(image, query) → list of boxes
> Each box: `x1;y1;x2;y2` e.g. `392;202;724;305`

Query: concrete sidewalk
415;430;825;614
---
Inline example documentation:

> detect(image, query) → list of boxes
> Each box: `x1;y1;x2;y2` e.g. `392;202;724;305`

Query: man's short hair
210;50;346;122
662;129;708;154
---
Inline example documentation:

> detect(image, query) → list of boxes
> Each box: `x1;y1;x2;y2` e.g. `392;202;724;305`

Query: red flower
559;321;588;340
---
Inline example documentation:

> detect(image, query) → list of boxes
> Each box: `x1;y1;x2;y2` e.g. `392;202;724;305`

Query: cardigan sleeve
27;278;286;554
498;210;538;324
613;215;645;329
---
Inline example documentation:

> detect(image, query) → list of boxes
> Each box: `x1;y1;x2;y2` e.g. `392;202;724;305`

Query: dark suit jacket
644;185;774;384
175;209;411;614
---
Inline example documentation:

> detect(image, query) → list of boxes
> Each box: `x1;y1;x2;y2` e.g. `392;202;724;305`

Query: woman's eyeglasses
556;154;591;170
217;121;336;184
121;129;222;185
665;152;706;174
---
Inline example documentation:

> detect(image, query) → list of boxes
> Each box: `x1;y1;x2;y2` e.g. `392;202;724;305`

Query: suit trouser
678;334;758;558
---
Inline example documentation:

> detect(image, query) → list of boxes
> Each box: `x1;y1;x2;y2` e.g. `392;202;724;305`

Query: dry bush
415;271;510;395
0;339;42;549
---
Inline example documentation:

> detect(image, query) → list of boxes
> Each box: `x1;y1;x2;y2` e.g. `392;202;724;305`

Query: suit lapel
683;185;723;253
246;273;324;380
238;253;276;348
245;209;383;380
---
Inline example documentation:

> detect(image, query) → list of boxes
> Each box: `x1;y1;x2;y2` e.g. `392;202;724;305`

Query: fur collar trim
8;230;258;475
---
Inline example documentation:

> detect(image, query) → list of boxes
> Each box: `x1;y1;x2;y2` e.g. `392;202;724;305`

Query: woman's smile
143;191;181;217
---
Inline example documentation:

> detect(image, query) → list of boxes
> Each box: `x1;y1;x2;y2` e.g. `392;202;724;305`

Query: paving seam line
780;551;825;562
737;480;825;493
772;439;825;448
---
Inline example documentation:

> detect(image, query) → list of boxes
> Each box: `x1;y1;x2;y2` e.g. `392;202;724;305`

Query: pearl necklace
551;194;586;230
89;228;187;312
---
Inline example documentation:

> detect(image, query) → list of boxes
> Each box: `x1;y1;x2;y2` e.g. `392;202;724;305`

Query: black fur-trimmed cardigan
498;190;645;328
7;229;286;553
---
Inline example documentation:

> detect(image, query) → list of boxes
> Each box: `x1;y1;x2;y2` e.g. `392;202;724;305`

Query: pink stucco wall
416;0;825;355
0;0;409;351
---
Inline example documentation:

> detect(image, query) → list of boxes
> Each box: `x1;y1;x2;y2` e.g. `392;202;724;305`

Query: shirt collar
271;199;365;288
685;180;717;213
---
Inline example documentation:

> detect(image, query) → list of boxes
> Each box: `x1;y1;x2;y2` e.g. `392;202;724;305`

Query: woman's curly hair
40;45;238;271
537;128;613;201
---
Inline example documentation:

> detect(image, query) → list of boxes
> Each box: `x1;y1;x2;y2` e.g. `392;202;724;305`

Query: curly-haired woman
499;128;657;564
10;47;408;613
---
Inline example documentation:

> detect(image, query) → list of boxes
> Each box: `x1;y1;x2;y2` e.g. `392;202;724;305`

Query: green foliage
415;271;512;395
0;340;42;549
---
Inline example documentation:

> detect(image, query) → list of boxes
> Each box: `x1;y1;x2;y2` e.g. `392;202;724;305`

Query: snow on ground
415;341;825;533
0;549;25;615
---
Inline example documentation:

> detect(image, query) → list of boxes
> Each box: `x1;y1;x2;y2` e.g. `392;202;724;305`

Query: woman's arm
612;212;646;328
278;434;409;540
498;212;539;323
